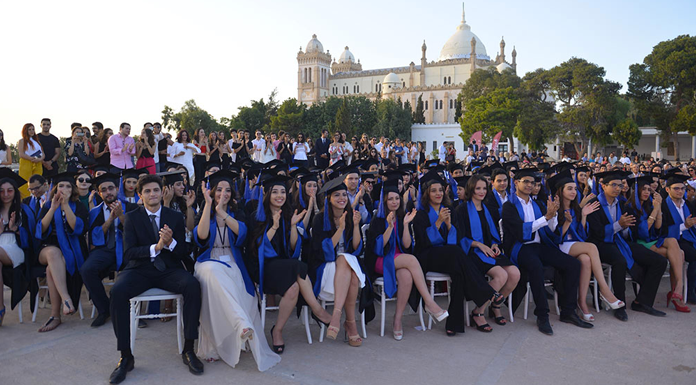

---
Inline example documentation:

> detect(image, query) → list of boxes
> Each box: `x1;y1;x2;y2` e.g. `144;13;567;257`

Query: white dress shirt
518;195;557;244
146;206;177;261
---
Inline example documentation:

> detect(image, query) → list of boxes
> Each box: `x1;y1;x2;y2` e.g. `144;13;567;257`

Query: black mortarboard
661;173;691;187
0;168;26;187
626;175;653;189
318;174;347;196
205;160;221;172
594;170;628;183
419;170;447;187
399;163;416;173
339;165;361;176
298;172;319;184
576;166;590;173
513;167;539;180
546;170;574;195
157;170;186;186
121;168;148;180
91;172;120;188
466;161;484;172
422;159;441;170
329;160;345;171
50;171;77;185
290;167;310;179
360;158;379;171
536;162;550;171
361;171;378;180
261;175;290;190
454;176;470;187
88;164;111;174
447;162;464;173
207;170;240;187
381;170;405;181
382;179;400;195
263;159;284;169
503;161;518;171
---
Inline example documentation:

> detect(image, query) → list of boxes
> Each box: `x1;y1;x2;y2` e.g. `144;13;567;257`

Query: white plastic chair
523;281;559;320
32;278;83;322
423;271;470;328
373;277;426;336
91;274;117;319
259;292;312;344
129;288;183;354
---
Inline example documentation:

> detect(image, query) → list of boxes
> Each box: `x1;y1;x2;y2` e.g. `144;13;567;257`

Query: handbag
75;143;96;166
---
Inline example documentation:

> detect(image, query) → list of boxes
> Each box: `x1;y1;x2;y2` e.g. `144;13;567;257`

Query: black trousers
677;240;696;299
425;245;495;333
80;248;117;316
516;243;580;319
110;264;201;351
596;242;667;307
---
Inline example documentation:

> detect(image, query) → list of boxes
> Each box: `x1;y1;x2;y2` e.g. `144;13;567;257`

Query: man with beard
80;173;139;327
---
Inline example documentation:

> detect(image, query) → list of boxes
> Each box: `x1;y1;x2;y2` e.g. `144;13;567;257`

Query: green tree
459;87;520;144
612;118;642;151
459;67;521;102
374;98;412;140
160;99;223;134
334;99;352;135
270;98;306;136
413;94;425;124
514;97;559;151
403;99;413;122
629;35;696;158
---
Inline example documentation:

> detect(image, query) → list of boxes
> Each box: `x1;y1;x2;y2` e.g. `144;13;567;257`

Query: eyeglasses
99;186;116;193
605;183;622;189
28;186;41;191
519;179;534;185
77;178;91;183
364;180;375;185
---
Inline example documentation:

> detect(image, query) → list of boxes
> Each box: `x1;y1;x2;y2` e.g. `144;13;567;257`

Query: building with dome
297;3;516;127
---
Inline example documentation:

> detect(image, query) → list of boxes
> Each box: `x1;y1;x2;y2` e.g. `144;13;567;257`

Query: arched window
448;76;451;84
308;70;312;83
443;76;446;84
450;99;453;109
425;101;428;110
357;85;360;93
376;84;379;92
303;68;307;83
403;82;405;87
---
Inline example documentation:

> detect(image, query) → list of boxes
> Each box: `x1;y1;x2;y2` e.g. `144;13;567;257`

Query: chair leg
553;290;560;315
592;277;600;313
319;300;326;343
129;300;137;355
176;297;183;354
684;262;689;302
361;308;367;339
18;300;23;323
380;287;386;337
508;292;514;323
260;294;266;329
417;300;425;331
303;306;312;344
78;301;84;320
32;290;39;323
464;300;470;327
523;283;529;320
91;301;96;319
427;280;434;330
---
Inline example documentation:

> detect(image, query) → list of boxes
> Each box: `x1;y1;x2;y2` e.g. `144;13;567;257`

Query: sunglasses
77;177;91;183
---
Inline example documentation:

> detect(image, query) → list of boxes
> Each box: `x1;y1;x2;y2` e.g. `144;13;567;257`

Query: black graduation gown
455;202;512;273
2;207;35;311
483;190;504;225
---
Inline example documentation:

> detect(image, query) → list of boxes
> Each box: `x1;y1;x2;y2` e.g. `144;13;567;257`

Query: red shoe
667;291;673;304
670;293;691;313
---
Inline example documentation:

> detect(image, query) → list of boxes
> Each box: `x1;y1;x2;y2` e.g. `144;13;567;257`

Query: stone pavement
1;278;695;385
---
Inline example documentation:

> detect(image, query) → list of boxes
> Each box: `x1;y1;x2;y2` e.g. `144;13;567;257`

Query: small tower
470;37;477;74
499;36;506;64
297;34;331;105
511;46;517;71
420;40;427;86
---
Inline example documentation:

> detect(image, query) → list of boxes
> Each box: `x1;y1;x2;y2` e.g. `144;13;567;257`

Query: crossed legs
567;242;620;315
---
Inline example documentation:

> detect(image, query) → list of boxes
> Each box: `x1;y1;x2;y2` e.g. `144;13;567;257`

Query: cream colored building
297;4;516;125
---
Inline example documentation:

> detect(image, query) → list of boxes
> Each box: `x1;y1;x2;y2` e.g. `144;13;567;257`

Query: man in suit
484;168;510;225
80;173;138;328
315;129;330;169
108;174;203;384
22;174;49;218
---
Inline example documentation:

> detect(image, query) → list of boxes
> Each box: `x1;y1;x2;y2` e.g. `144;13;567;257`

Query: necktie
107;211;116;249
150;214;166;271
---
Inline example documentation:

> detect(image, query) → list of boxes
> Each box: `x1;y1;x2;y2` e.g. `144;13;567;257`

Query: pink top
108;134;136;169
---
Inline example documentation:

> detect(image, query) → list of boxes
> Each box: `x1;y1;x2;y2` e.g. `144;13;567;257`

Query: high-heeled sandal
269;325;284;354
599;294;625;310
488;305;507;325
470;311;492;333
669;292;691;313
0;306;5;327
343;320;362;347
311;312;330;328
241;327;254;341
326;309;341;340
491;292;505;306
425;306;449;323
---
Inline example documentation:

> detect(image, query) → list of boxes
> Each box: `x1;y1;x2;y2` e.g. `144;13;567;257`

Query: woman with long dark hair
193;170;280;371
247;175;332;353
18;123;44;199
65;126;91;173
35;172;89;332
0;129;12;167
0;170;35;326
366;179;448;340
548;170;625;321
75;169;96;211
193;128;208;185
455;175;520;327
292;133;310;168
169;129;200;185
94;128;113;167
135;128;156;174
412;171;499;336
310;177;365;347
624;175;689;312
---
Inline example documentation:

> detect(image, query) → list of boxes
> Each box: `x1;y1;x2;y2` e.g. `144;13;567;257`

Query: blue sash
19;204;37;251
493;190;504;218
460;201;499;264
666;197;696;248
509;196;558;264
425;206;457;247
598;193;634;269
89;202;126;269
373;219;408;298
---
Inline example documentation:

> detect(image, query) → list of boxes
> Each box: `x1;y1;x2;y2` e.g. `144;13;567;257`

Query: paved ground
1;278;695;385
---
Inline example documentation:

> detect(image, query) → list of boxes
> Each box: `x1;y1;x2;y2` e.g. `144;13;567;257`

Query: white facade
297;3;517;125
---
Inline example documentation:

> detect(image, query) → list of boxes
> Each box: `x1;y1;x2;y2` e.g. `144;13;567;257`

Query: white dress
195;232;280;372
318;235;366;301
261;144;276;164
0;230;24;268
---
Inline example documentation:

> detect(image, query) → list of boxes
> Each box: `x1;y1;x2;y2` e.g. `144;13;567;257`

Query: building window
425;101;428;110
450;99;453;109
440;100;443;109
376;84;379;92
443;76;446;84
403;82;405;87
357;85;359;93
432;141;437;152
448;76;451;84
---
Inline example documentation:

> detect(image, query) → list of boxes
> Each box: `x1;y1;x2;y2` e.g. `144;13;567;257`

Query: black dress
454;202;512;274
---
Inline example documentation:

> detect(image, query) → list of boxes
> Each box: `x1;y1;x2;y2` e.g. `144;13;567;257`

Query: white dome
438;10;489;61
383;72;400;84
305;34;324;53
496;62;512;73
339;46;355;63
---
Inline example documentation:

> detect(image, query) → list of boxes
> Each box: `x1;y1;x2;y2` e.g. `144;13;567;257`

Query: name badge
219;255;232;263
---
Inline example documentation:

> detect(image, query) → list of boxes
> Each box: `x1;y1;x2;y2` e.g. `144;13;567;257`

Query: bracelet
271;226;279;231
649;216;655;221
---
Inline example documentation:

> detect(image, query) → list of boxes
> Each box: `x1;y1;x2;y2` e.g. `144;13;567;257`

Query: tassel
299;181;306;209
416;182;423;211
243;175;251;200
117;176;125;202
376;187;385;218
255;203;266;222
592;176;599;196
634;175;640;213
323;196;331;231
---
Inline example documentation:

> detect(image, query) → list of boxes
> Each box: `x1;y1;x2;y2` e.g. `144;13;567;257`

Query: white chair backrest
498;218;504;242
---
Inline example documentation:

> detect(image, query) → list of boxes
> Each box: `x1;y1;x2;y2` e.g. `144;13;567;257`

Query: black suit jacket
22;196;42;219
315;137;330;157
123;206;187;270
89;202;139;251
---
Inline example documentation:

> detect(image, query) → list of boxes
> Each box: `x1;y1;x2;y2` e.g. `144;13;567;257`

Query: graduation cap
419;170;447;188
466;161;484;172
207;169;240;187
0;168;27;187
512;167;539;180
536;162;551;171
326;169;342;181
246;163;264;179
121;168;149;180
263;159;284;169
157;170;186;186
50;171;77;185
329;160;345;171
361;171;378;181
289;167;310;179
422;159;441;170
204;160;221;172
91;172;120;188
454;176;470;188
319;174;347;196
261;174;290;190
546;170;574;195
399;163;416;173
381;170;405;182
503;161;518;171
88;164;111;175
554;162;575;174
447;162;464;173
575;166;590;174
298;172;319;184
360;158;379;171
661;173;691;187
350;160;364;170
594;170;629;184
626;175;653;189
338;164;361;177
240;159;255;171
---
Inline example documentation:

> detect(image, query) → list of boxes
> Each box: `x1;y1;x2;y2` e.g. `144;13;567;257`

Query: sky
1;0;694;144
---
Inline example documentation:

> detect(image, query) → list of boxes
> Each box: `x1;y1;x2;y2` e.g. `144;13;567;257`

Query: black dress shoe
91;312;110;328
536;318;553;336
631;301;666;317
182;351;204;375
559;313;594;329
109;356;134;384
614;308;628;322
687;292;696;305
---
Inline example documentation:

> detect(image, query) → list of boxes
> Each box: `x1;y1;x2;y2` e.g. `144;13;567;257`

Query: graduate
81;173;139;327
657;173;695;312
365;179;448;340
501;168;590;335
193;169;279;371
246;174;332;354
456;175;520;327
35;172;89;332
309;176;365;347
546;170;624;322
117;168;148;204
412;171;498;336
587;170;668;321
483;166;510;225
